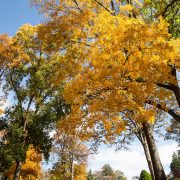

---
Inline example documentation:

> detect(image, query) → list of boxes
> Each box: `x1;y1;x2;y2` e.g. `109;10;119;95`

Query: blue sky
0;1;42;36
0;1;179;180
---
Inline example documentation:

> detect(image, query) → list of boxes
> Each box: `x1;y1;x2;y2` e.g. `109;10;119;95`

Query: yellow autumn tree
21;145;42;180
59;15;178;142
32;1;180;180
5;145;42;180
32;0;180;130
74;163;87;180
0;23;70;179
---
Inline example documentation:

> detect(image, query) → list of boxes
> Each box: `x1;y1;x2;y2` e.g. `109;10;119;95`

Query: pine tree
87;170;97;180
101;164;113;177
170;151;180;178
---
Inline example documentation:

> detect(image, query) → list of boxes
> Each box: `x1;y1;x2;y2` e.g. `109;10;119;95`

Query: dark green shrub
139;170;152;180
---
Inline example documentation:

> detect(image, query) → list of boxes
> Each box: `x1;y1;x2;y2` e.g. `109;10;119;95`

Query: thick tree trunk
141;134;155;180
13;160;22;180
143;122;167;180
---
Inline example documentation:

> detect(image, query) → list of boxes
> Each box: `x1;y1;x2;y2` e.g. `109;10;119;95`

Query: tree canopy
0;0;179;179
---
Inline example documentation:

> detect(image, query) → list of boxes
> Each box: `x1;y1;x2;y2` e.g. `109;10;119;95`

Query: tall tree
32;0;180;123
31;1;180;179
101;164;113;177
0;24;68;179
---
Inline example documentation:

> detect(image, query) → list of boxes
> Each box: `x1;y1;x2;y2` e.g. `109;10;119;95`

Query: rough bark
13;160;22;180
128;119;155;179
128;120;155;179
141;134;155;180
143;122;167;180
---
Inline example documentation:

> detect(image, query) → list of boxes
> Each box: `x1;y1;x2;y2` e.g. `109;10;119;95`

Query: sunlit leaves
5;145;42;180
31;0;180;142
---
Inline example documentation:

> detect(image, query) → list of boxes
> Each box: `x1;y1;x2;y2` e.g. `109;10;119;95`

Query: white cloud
159;142;179;171
88;141;178;180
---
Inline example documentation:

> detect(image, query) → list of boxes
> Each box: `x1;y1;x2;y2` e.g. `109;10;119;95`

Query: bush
139;170;152;180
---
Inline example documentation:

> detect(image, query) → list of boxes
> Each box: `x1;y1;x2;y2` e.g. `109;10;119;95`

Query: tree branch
93;0;114;15
161;0;179;17
146;100;180;123
72;0;84;13
156;83;174;91
26;95;34;112
9;71;24;117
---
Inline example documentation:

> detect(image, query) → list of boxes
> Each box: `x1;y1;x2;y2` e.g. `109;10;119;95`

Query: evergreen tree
139;170;152;180
101;164;114;177
170;151;180;178
87;170;97;180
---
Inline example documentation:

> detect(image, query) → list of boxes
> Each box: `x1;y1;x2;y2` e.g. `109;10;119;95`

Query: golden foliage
32;0;179;142
6;145;42;180
74;163;87;180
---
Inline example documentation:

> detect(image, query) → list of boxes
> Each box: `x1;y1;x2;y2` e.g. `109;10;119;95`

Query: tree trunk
71;161;74;180
172;67;180;108
141;134;155;180
70;154;74;180
13;160;22;180
173;85;180;108
143;122;167;180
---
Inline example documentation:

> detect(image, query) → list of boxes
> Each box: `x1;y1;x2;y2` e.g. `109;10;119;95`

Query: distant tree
114;170;127;180
92;164;127;180
50;130;90;180
87;165;127;180
101;164;114;177
170;151;180;178
139;170;152;180
87;170;97;180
